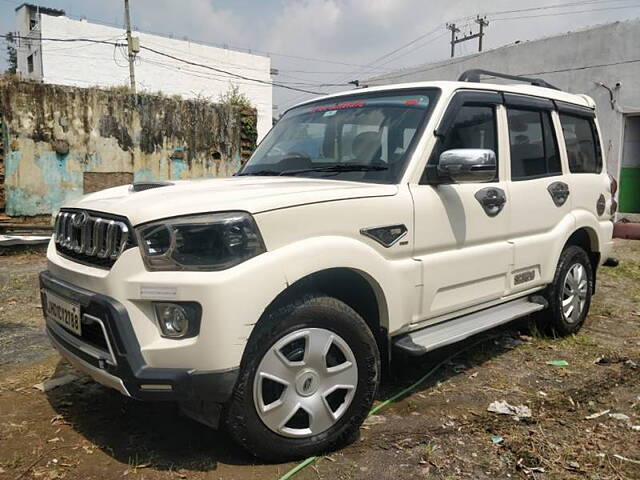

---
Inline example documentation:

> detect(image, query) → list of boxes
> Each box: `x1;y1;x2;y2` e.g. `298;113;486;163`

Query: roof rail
458;69;560;91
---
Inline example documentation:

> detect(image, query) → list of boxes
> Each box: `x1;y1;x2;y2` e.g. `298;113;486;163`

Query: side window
507;108;561;181
441;105;497;154
559;114;602;173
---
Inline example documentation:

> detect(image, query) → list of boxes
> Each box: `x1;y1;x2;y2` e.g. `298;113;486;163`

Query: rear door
504;94;572;294
410;90;512;323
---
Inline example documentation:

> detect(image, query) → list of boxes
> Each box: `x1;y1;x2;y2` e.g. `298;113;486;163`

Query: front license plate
44;290;82;336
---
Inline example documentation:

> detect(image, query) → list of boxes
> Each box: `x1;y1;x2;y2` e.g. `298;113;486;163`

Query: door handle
547;181;570;207
474;187;506;217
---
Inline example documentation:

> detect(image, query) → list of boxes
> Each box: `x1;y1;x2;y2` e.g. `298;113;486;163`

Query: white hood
68;176;398;225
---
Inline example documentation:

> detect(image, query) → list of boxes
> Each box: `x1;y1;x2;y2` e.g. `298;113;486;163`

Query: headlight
136;212;265;271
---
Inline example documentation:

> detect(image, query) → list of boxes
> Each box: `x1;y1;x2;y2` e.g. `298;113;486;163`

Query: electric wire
483;0;638;17
346;1;640;85
490;3;640;21
281;0;640;111
0;34;343;94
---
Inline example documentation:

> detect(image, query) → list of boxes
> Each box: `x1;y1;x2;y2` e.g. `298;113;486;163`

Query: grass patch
600;258;640;282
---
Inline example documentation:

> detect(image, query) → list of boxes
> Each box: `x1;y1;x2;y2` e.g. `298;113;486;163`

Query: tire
225;294;380;462
539;245;593;336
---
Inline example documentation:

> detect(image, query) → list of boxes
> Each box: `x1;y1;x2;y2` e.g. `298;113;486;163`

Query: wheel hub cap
562;263;588;324
295;370;320;397
253;328;358;438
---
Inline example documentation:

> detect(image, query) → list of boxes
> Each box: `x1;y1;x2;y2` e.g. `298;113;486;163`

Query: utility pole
475;15;489;52
124;0;136;93
446;23;460;58
446;16;489;58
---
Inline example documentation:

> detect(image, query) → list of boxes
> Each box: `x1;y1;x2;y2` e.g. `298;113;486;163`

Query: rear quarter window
559;114;602;174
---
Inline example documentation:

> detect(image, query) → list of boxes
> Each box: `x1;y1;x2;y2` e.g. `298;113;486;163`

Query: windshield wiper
280;165;388;176
237;169;281;176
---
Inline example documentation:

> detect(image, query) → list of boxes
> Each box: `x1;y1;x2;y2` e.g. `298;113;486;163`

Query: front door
410;91;512;324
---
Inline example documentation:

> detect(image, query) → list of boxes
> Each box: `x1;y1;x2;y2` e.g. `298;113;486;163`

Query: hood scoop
130;181;174;192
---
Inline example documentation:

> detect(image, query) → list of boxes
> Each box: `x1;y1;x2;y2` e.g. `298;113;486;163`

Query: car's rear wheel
225;294;380;461
540;245;594;335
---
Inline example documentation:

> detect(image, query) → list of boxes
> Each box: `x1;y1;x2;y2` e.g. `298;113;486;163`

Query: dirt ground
0;241;638;480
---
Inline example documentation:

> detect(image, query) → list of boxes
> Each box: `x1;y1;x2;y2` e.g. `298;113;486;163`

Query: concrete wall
366;20;640;190
15;6;273;141
0;79;256;217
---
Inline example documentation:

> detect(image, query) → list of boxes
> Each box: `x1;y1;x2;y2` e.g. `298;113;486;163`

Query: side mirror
437;149;497;183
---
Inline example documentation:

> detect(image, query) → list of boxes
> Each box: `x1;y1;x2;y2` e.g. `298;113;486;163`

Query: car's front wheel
225;294;380;461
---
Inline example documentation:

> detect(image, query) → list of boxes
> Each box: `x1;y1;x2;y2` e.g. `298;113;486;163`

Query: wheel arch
562;226;601;291
256;267;391;366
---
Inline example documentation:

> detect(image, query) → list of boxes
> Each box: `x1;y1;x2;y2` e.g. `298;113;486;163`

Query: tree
5;32;17;74
218;84;252;108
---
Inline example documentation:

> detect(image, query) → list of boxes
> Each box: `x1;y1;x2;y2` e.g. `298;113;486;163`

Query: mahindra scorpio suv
40;70;616;461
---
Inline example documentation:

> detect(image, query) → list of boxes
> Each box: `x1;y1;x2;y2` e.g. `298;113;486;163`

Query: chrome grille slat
54;210;131;268
87;217;100;256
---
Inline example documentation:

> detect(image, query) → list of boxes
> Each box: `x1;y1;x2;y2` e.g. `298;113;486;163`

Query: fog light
154;303;190;338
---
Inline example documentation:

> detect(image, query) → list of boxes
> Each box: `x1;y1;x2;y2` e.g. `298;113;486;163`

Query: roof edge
15;3;65;16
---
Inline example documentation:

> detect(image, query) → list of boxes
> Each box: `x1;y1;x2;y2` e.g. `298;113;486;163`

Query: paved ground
0;240;638;479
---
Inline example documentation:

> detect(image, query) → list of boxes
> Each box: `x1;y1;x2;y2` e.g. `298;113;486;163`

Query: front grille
54;210;135;268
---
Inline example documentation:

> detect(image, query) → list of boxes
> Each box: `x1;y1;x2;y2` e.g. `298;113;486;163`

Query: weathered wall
0;79;256;217
15;7;273;141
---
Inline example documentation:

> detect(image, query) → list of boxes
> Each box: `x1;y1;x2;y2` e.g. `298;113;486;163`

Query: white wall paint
365;20;640;182
18;11;272;140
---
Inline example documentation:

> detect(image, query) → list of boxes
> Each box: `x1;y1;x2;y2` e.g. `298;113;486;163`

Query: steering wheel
277;151;312;170
282;151;311;161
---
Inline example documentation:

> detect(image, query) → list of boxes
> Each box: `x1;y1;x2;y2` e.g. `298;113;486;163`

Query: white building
14;3;273;140
365;20;640;219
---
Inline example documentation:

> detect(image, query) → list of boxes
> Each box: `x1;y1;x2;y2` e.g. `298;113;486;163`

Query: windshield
240;89;438;184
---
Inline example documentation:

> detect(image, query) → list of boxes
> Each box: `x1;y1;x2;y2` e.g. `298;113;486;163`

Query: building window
507;108;561;181
27;54;34;73
559;114;602;174
29;12;39;30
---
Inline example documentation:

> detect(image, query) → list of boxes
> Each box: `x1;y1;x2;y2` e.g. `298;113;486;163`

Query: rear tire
225;294;380;462
538;245;593;336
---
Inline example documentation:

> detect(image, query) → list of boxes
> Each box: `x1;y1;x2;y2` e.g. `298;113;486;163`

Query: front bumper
40;271;238;425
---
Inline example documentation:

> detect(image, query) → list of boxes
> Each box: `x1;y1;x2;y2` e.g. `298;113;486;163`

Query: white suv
40;70;616;461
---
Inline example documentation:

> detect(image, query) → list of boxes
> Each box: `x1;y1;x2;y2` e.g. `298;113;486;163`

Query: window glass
559;114;602;173
242;90;438;184
508;109;561;180
441;105;497;153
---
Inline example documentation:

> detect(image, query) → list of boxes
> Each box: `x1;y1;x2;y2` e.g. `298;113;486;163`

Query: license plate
44;290;82;336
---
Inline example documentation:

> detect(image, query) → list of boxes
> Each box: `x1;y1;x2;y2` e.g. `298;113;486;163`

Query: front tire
541;245;593;336
225;294;380;461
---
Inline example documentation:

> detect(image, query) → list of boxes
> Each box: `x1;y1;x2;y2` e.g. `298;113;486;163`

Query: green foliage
218;84;252;108
4;32;17;74
241;116;257;140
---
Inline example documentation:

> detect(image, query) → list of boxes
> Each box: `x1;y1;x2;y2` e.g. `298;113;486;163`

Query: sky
1;0;640;114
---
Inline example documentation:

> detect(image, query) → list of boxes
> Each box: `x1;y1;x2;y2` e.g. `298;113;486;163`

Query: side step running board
394;297;547;356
